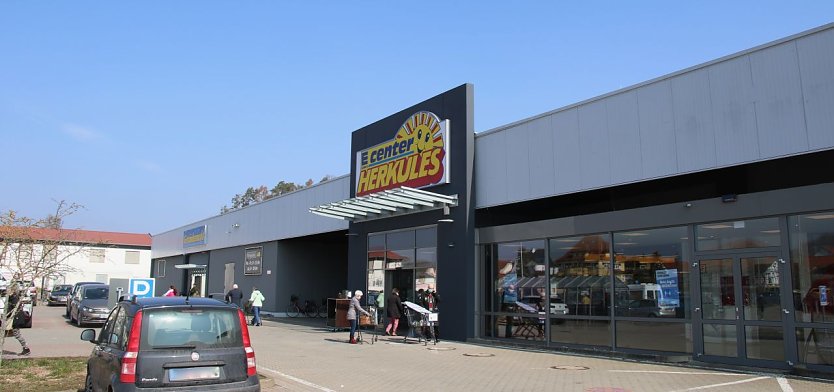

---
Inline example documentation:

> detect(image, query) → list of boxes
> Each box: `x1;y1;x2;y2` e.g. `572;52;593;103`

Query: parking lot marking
609;370;743;376
777;377;794;392
669;376;770;391
259;366;336;392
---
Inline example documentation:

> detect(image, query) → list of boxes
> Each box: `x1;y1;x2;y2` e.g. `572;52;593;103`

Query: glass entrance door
696;253;788;366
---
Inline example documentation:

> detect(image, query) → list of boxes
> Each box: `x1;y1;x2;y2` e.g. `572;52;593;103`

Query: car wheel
85;369;94;392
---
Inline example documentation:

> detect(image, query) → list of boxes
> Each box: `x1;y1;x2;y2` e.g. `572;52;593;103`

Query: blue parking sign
129;278;156;298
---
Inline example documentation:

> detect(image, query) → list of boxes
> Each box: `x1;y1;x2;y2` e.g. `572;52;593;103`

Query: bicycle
286;295;319;318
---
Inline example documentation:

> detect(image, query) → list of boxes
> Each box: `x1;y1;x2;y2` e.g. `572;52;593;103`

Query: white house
1;228;152;291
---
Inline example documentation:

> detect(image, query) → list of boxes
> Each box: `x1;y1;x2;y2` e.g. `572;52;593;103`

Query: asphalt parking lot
5;305;834;392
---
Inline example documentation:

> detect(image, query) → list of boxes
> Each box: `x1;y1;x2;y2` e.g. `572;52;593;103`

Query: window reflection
494;240;546;340
614;227;689;319
549;235;611;317
696;218;780;251
790;212;834;324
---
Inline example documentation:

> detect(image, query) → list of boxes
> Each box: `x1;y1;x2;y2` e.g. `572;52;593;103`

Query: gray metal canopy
309;186;458;222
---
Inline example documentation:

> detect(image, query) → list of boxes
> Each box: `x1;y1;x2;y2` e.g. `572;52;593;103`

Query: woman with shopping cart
347;290;371;344
384;288;404;336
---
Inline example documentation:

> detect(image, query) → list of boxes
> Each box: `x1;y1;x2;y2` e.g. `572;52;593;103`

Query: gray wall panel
797;28;834;149
552;109;582;193
578;100;611;189
474;131;509;206
750;42;809;156
504;123;532;201
153;176;350;258
636;81;678;178
606;91;642;183
527;116;556;198
672;68;716;172
708;56;760;165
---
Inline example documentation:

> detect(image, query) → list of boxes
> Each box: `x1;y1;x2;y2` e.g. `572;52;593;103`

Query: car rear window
84;287;109;299
142;308;242;349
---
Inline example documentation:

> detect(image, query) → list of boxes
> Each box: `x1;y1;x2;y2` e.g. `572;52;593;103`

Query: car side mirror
80;329;97;342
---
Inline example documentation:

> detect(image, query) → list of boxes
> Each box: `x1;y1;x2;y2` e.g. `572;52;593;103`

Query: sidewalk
248;317;832;392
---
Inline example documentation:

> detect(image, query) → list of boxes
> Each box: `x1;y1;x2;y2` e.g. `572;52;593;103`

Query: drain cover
463;353;495;357
427;347;456;351
551;365;589;370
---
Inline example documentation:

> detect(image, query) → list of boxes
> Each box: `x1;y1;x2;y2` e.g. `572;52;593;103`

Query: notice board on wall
244;247;263;276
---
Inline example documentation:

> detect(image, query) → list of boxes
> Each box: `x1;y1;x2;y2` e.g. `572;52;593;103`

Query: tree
0;201;87;368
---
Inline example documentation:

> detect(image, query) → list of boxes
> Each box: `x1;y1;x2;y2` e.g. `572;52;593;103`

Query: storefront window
616;321;692;353
790;212;834;324
548;234;611;318
613;226;689;319
696;217;780;251
367;227;438;310
494;240;546;340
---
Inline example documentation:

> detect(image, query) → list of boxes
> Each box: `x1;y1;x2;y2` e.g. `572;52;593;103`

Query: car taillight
120;310;143;383
238;309;257;376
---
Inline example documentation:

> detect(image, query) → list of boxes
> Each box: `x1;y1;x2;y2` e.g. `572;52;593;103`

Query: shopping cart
402;301;437;345
357;306;381;344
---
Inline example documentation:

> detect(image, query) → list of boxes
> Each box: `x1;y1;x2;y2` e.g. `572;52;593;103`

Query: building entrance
386;269;415;304
694;252;791;367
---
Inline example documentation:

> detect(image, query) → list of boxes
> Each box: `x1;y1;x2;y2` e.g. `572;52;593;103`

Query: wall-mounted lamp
438;204;453;223
685;203;693;208
232;223;240;228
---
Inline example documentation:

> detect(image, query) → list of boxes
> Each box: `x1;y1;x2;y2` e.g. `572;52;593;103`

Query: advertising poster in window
655;269;680;308
244;247;263;276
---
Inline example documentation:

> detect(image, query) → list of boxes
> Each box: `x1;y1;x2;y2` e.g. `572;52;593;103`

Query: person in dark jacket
225;284;244;308
384;288;404;336
3;290;31;355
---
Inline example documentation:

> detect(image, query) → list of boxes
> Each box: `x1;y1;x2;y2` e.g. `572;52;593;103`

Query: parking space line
609;370;745;376
259;366;336;392
777;377;794;392
669;376;770;391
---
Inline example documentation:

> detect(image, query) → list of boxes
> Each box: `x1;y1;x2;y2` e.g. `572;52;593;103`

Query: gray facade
475;24;834;209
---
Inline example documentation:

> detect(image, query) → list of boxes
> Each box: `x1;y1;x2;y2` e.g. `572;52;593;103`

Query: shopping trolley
402;301;437;345
357;305;381;344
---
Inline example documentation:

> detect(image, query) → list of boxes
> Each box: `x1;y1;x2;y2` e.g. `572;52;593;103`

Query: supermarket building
151;24;834;373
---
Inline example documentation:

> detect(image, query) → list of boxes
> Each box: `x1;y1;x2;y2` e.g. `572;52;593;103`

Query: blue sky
1;1;833;235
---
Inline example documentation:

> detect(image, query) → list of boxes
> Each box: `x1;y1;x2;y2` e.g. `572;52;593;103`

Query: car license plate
169;367;220;381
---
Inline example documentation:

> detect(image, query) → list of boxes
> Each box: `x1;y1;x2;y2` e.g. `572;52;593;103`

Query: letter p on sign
129;278;156;298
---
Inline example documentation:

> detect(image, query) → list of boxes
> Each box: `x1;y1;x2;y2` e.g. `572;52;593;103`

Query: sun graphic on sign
395;111;444;153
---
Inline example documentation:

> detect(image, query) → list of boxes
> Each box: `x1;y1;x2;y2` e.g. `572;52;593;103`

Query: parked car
549;297;569;316
47;284;73;306
66;281;100;318
622;299;676;318
69;284;110;327
80;297;260;391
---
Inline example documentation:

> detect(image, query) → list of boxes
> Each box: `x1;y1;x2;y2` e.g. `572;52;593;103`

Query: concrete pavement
7;305;833;392
249;316;832;392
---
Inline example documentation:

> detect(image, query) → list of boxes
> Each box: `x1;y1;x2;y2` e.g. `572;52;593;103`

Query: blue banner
655;269;680;307
183;225;207;247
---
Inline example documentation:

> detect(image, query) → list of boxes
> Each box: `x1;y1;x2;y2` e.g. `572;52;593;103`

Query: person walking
249;286;265;326
347;290;370;344
163;285;177;297
3;289;31;355
189;283;200;297
384;288;403;336
226;284;244;308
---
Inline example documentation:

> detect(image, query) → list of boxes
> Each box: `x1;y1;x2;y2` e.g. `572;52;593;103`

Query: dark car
47;284;73;306
69;284;110;327
80;297;260;391
622;299;676;318
66;281;100;318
